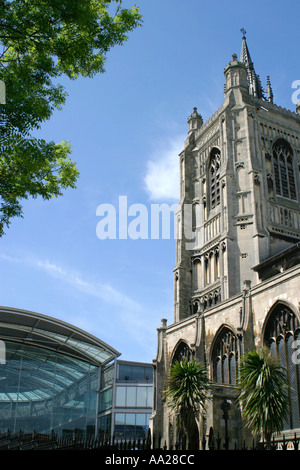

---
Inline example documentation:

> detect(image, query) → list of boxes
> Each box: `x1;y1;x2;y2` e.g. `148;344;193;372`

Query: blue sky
1;0;299;363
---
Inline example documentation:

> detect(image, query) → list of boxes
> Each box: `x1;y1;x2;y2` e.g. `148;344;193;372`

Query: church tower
152;32;300;449
174;32;300;322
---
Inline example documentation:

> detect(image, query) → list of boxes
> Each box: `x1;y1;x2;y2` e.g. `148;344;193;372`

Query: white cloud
144;135;184;201
1;253;139;311
0;252;161;361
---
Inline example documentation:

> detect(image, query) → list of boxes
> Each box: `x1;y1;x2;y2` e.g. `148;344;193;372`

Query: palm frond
237;348;289;437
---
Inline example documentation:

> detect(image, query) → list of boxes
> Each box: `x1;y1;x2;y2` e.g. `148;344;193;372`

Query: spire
240;29;254;71
266;75;274;104
240;29;265;100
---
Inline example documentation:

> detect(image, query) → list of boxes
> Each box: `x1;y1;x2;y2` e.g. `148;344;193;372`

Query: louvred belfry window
272;139;297;201
209;148;221;209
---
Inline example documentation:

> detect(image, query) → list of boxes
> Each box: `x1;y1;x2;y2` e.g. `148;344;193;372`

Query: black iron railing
0;428;299;450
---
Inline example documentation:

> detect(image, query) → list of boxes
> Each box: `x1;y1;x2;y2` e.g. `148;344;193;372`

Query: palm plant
164;358;211;449
237;348;290;449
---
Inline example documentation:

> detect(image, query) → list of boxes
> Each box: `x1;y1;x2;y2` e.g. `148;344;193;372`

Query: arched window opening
204;255;210;286
172;341;193;365
209;148;221;209
192;259;201;291
212;328;238;385
271;139;297;201
214;249;220;281
175;272;179;303
264;303;300;430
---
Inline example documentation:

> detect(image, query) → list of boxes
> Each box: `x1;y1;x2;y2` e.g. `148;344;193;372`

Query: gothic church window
264;303;300;430
172;341;193;364
212;328;238;385
271;139;297;201
209;148;221;209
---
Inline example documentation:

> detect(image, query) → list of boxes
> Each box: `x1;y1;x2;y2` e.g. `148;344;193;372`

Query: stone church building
151;34;300;449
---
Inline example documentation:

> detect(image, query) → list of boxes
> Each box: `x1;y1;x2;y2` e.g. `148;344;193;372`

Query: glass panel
115;412;125;425
277;337;286;369
118;364;153;382
126;387;137;407
115;386;126;407
114;412;151;441
125;413;135;425
136;413;147;438
136;387;147;407
265;304;300;431
118;365;131;380
125;413;136;439
115;413;126;439
99;388;112;412
287;335;300;428
0;340;99;437
132;366;144;381
222;356;229;384
101;364;114;389
215;358;221;383
136;413;146;426
146;387;153;407
229;354;236;385
26;327;113;364
277;337;290;430
145;367;153;382
99;413;111;435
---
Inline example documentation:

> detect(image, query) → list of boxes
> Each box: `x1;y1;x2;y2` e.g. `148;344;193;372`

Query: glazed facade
0;307;119;438
98;360;153;441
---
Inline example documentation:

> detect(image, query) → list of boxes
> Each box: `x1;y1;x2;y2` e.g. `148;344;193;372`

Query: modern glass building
0;306;120;438
98;359;153;441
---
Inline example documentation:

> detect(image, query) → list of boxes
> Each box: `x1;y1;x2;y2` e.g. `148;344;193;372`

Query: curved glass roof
0;339;98;403
0;306;120;366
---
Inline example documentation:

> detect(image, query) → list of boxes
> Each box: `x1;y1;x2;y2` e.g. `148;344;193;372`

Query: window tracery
172;341;193;364
269;139;297;201
264;303;300;430
212;328;238;385
209;148;221;209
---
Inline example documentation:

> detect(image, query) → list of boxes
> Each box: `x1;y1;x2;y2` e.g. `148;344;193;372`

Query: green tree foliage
164;358;211;449
0;0;142;235
237;348;290;448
